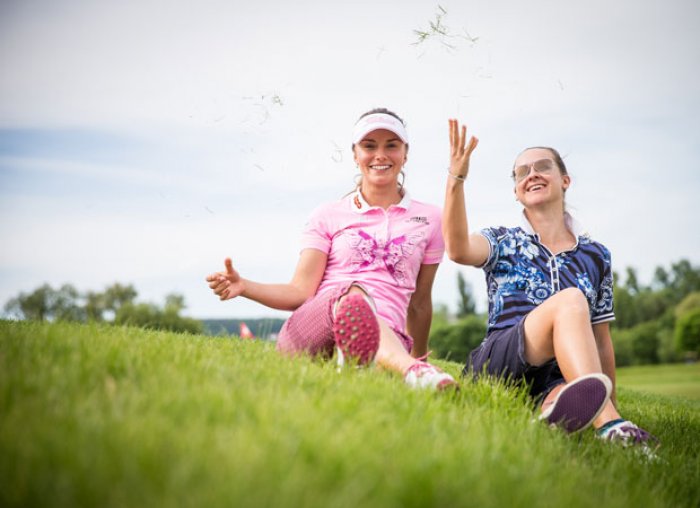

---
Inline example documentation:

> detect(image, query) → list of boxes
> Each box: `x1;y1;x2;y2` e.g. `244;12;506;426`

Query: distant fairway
617;363;700;402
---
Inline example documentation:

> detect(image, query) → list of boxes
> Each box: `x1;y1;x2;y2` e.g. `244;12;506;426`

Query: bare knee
553;287;590;317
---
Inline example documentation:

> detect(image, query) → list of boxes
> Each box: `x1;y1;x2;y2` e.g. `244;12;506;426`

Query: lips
527;183;545;192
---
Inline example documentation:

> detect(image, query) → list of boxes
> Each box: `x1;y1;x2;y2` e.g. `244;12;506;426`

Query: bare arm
442;119;490;266
205;249;328;311
593;322;617;406
406;263;440;359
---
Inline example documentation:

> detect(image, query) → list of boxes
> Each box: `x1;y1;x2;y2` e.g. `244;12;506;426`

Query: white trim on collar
519;210;589;239
350;189;412;214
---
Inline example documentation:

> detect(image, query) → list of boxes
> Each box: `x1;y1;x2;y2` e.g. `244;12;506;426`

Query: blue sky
1;0;699;319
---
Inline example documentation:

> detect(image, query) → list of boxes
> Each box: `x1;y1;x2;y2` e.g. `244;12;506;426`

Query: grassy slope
1;321;698;508
617;363;700;401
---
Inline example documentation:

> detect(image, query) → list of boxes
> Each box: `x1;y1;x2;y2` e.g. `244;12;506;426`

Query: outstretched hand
448;119;479;180
206;258;245;301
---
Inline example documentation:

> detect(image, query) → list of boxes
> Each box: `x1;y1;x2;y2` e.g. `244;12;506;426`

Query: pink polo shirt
301;190;444;333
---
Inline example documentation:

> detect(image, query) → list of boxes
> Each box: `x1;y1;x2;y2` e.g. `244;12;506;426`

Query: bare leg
524;288;621;427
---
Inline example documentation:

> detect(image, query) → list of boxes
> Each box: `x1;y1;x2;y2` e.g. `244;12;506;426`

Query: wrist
447;170;466;182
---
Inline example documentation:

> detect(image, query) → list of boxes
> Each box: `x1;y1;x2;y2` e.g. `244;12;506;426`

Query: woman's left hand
448;119;479;180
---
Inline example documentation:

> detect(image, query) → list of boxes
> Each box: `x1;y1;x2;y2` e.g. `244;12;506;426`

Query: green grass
617;363;700;402
1;320;699;508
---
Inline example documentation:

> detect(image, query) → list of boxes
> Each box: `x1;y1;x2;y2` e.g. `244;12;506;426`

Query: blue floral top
480;213;615;334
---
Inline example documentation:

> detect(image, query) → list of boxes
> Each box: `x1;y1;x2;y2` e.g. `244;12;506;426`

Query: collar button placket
548;256;558;293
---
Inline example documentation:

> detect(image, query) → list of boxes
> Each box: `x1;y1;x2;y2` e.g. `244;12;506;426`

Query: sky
1;0;699;320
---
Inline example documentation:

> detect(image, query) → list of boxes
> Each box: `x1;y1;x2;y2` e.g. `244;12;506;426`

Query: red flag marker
239;322;255;339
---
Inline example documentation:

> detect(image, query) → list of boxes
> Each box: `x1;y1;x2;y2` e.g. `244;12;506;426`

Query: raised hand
205;258;245;301
448;118;479;180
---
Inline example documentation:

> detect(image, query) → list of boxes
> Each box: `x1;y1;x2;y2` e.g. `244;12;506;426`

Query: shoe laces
404;361;440;378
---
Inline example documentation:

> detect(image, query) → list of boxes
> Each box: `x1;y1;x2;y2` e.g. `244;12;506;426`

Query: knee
554;287;590;316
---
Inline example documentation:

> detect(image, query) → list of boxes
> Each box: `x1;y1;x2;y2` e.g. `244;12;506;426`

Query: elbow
446;250;471;265
444;240;468;265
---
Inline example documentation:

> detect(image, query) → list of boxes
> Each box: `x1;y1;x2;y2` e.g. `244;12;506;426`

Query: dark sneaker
539;373;612;433
597;419;661;460
332;294;380;367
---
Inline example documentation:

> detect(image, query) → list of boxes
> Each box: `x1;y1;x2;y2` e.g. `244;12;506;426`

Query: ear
562;175;571;191
353;147;359;165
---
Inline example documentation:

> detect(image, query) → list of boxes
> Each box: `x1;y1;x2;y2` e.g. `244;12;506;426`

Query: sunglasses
512;158;557;182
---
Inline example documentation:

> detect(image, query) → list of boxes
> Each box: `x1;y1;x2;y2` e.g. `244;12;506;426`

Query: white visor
352;113;409;145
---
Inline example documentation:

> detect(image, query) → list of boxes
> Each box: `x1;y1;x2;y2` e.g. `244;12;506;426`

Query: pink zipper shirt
300;190;444;333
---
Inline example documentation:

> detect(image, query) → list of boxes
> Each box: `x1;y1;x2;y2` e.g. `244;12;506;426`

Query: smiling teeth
529;185;544;191
371;165;391;170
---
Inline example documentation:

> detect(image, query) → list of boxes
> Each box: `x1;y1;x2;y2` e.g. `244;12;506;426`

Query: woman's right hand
448;118;479;180
206;258;245;301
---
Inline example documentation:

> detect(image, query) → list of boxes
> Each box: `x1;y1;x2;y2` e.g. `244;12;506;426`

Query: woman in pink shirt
206;108;457;390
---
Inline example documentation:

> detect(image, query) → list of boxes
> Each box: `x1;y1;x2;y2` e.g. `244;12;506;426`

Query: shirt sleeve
299;205;333;254
422;208;445;264
479;227;500;271
592;244;615;324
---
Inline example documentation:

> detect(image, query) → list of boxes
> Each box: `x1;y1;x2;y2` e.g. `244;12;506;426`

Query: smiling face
513;147;570;208
353;129;408;189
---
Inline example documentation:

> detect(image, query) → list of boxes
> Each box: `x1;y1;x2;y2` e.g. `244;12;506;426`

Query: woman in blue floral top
442;119;657;448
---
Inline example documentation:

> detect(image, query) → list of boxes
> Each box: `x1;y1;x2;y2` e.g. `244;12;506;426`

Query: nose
520;163;542;182
374;148;387;160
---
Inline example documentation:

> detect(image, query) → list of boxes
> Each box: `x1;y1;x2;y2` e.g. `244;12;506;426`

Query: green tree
164;293;186;314
674;308;700;358
630;321;660;365
4;283;202;335
84;291;107;322
625;267;640;295
430;303;450;331
4;283;83;322
103;283;138;315
612;322;660;366
456;271;476;318
652;266;669;290
612;273;639;329
675;291;700;318
668;259;700;299
611;328;635;367
115;294;203;334
429;315;486;362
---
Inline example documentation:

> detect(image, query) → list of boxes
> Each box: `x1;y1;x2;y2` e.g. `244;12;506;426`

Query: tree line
3;258;699;365
429;258;700;366
3;283;203;334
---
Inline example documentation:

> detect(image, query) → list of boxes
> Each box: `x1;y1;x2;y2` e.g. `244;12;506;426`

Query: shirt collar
520;210;589;240
350;189;412;214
